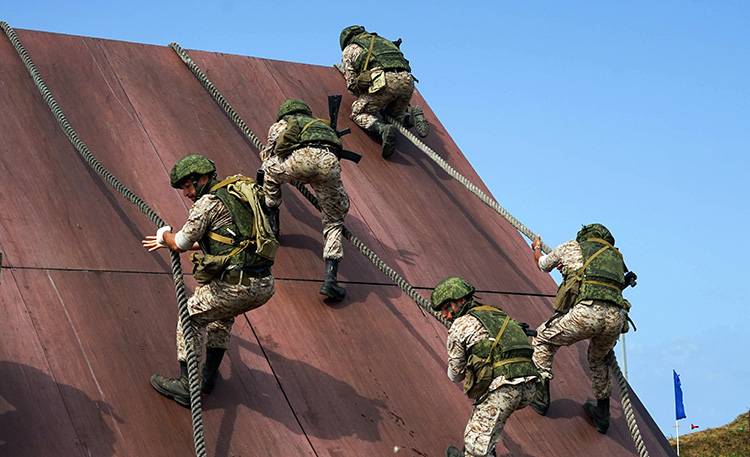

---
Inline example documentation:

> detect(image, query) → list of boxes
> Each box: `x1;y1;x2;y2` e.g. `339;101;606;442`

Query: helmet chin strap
192;174;215;199
454;296;475;319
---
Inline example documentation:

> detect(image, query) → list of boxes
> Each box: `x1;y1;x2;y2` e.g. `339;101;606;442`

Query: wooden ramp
0;29;674;456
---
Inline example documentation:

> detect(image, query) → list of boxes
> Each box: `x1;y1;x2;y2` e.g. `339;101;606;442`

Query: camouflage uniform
448;315;538;456
532;240;626;399
174;194;275;362
342;44;415;129
261;119;350;260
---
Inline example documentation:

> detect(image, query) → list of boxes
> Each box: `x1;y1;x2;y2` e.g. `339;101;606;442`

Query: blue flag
673;370;686;420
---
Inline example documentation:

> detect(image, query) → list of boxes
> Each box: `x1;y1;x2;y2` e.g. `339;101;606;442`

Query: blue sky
5;0;749;438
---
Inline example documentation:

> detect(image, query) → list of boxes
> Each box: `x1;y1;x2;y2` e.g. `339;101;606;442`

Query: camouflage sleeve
260;120;288;162
538;240;581;272
446;316;485;383
174;195;221;250
342;44;364;90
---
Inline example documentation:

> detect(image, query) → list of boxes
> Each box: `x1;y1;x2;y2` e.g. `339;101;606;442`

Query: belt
301;143;340;153
220;267;272;286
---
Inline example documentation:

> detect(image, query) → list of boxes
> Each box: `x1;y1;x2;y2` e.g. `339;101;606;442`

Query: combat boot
267;205;280;239
398;111;415;128
202;348;226;394
445;445;464;457
366;121;397;159
584;398;610;434
319;258;346;301
530;378;550;416
410;105;430;138
150;361;191;407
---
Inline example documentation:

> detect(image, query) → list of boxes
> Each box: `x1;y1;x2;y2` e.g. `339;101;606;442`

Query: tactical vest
555;238;629;311
577;238;629;308
198;178;275;271
275;114;342;157
462;305;538;400
351;33;411;74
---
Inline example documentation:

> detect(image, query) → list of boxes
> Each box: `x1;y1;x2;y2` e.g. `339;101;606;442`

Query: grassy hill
668;412;749;457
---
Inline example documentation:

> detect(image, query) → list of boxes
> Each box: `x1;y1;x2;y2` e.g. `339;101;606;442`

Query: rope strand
0;22;208;457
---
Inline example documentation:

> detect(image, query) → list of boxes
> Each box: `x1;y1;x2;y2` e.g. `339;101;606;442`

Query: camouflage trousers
263;147;350;260
464;379;538;457
176;274;275;362
532;300;626;399
351;70;414;129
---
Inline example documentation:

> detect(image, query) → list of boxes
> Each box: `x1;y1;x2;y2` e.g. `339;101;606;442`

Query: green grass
668;412;749;457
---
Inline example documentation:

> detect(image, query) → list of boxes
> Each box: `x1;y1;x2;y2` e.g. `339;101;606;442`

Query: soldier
261;99;350;301
431;277;540;457
339;25;429;159
142;154;276;406
530;223;634;434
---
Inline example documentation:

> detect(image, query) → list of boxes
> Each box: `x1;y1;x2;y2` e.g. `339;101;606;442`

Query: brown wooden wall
0;29;674;456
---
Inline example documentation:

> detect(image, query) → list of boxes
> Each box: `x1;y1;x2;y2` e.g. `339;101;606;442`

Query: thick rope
0;22;207;457
385;115;553;253
168;42;450;328
611;353;649;457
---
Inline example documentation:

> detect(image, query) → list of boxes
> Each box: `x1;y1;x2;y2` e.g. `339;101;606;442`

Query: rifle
328;94;362;163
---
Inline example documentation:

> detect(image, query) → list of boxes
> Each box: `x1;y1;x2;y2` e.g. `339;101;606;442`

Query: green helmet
169;154;216;189
276;99;313;121
431;276;475;311
340;25;366;50
576;223;615;245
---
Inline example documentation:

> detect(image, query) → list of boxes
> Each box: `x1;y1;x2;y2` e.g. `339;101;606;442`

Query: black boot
445;445;464;457
202;348;226;394
366;121;397;159
584;398;610;434
150;361;191;407
399;111;415;128
410;105;430;138
267;205;280;239
319;258;346;301
530;378;550;416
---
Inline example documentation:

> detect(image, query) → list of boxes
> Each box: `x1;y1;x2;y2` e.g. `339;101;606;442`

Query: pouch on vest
553;275;581;313
190;251;233;285
464;353;496;400
224;178;278;261
463;315;511;401
368;69;386;94
275;121;304;158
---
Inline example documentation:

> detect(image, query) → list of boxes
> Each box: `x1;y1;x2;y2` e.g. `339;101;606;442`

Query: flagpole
675;420;680;456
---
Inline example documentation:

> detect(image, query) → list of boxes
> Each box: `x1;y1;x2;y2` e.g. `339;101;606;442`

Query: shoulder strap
576;244;612;278
362;35;376;71
469;305;497;314
484;315;511;363
210;175;243;192
299;118;330;136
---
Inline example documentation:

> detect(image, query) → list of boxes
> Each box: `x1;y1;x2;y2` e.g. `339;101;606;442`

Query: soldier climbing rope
173;42;651;457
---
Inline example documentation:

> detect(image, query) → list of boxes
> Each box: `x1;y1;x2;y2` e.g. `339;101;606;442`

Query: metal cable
0;22;207;457
168;42;450;328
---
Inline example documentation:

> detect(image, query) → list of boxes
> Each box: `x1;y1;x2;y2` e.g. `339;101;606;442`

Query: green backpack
190;175;278;284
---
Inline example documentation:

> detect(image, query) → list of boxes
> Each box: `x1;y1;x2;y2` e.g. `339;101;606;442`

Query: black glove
519;322;537;337
624;271;638;288
255;168;265;187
